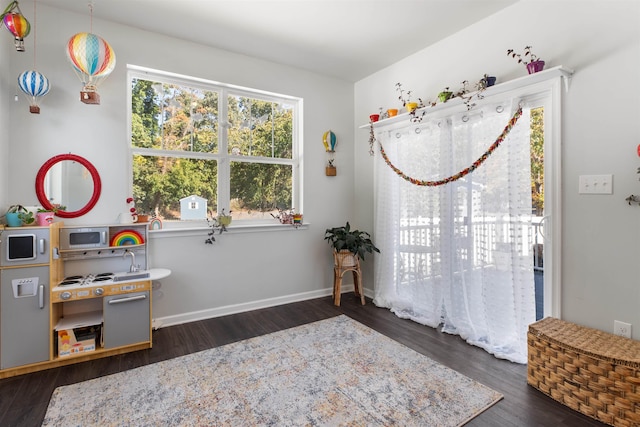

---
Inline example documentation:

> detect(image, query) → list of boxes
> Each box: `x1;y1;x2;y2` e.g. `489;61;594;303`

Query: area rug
42;315;502;426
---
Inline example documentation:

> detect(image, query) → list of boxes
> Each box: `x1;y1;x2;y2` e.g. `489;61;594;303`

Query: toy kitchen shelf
0;222;171;379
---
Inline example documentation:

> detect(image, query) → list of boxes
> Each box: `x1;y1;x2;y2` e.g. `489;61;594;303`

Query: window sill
148;222;309;239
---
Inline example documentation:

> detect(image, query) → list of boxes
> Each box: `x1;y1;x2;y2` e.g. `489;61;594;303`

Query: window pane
230;162;292;219
131;78;219;153
133;154;217;220
228;96;293;159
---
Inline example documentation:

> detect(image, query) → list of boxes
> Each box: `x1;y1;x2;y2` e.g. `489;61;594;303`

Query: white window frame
126;65;303;230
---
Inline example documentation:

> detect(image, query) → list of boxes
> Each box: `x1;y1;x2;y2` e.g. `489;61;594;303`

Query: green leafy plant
5;205;34;225
38;204;66;214
6;204;26;214
19;211;34;225
324;222;380;260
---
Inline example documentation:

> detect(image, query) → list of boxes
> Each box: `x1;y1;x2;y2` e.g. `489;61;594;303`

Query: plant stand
333;250;365;306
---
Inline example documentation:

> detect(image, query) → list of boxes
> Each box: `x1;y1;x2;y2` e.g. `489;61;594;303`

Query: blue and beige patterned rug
43;315;502;426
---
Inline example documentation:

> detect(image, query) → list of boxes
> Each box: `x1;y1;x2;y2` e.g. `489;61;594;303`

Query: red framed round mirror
35;154;101;218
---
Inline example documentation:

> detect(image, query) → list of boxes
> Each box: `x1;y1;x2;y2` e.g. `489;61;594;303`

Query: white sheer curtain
373;101;536;363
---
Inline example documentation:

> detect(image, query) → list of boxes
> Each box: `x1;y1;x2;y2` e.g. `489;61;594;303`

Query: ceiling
38;0;517;82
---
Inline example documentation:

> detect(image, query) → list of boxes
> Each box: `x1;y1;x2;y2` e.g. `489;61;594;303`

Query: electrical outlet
614;320;631;338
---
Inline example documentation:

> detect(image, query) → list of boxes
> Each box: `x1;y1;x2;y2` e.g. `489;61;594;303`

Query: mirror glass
36;154;101;218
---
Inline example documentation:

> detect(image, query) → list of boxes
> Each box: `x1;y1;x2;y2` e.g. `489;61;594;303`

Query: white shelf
55;311;103;331
360;65;573;129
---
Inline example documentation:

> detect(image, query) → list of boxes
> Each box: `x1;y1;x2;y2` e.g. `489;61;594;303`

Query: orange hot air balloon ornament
0;1;30;52
66;32;116;104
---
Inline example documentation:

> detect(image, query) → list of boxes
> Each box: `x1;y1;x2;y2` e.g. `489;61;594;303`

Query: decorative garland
377;106;523;187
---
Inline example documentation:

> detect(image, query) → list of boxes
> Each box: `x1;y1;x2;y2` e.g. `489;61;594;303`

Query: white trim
151;283;367;329
361;66;573;129
547;78;563;319
148;222;309;239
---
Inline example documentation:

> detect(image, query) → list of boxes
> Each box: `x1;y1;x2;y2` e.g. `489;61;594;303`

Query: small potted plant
478;74;497;88
217;209;232;227
396;82;418;113
271;207;295;224
438;87;454;103
4;205;31;227
507;46;545;74
36;207;55;226
204;209;230;244
324;222;380;266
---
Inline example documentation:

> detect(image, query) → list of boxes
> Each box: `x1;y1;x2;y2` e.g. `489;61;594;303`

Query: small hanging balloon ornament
18;70;49;114
322;130;337;153
323;130;337;176
0;1;30;52
66;32;116;105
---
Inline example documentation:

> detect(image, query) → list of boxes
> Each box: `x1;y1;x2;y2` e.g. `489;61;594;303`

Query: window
127;66;301;225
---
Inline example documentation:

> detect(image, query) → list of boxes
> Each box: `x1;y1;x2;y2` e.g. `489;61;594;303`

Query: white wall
355;0;640;337
0;27;10;209
3;5;355;323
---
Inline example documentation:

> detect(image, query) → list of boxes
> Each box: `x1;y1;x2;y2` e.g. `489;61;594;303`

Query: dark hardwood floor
0;295;606;426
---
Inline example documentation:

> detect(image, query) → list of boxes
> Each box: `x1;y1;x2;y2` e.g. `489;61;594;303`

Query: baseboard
152;285;373;329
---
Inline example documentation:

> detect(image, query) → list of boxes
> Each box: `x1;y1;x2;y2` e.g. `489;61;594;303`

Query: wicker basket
528;317;640;426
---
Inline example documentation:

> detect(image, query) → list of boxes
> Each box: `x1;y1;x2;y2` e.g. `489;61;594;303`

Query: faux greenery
204;209;230;244
507;46;542;66
324;222;380;260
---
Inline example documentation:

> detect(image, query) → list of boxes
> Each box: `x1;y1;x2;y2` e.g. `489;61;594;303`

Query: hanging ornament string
32;0;36;68
377;105;523;187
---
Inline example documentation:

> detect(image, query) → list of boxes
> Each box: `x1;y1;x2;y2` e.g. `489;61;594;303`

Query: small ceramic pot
438;92;453;102
405;102;418;113
526;60;545;74
369;114;380;122
36;212;54;226
5;212;21;227
387;109;398;117
218;215;232;226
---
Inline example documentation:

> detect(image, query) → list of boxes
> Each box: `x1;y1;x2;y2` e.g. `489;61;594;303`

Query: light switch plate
578;174;613;194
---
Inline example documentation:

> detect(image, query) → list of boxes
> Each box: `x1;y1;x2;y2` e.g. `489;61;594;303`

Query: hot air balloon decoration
0;1;30;52
66;32;116;104
18;70;49;114
323;130;337;176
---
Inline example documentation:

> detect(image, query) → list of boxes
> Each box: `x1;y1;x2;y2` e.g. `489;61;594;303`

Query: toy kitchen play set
0;222;170;378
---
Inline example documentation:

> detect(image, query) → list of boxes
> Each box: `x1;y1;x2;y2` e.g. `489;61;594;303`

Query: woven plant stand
528;317;640;426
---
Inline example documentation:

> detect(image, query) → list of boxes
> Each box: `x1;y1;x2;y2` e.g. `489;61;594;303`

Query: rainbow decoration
110;229;144;247
148;218;162;230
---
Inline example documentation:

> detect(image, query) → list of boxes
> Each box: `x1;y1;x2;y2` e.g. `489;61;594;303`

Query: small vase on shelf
526;60;545;74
